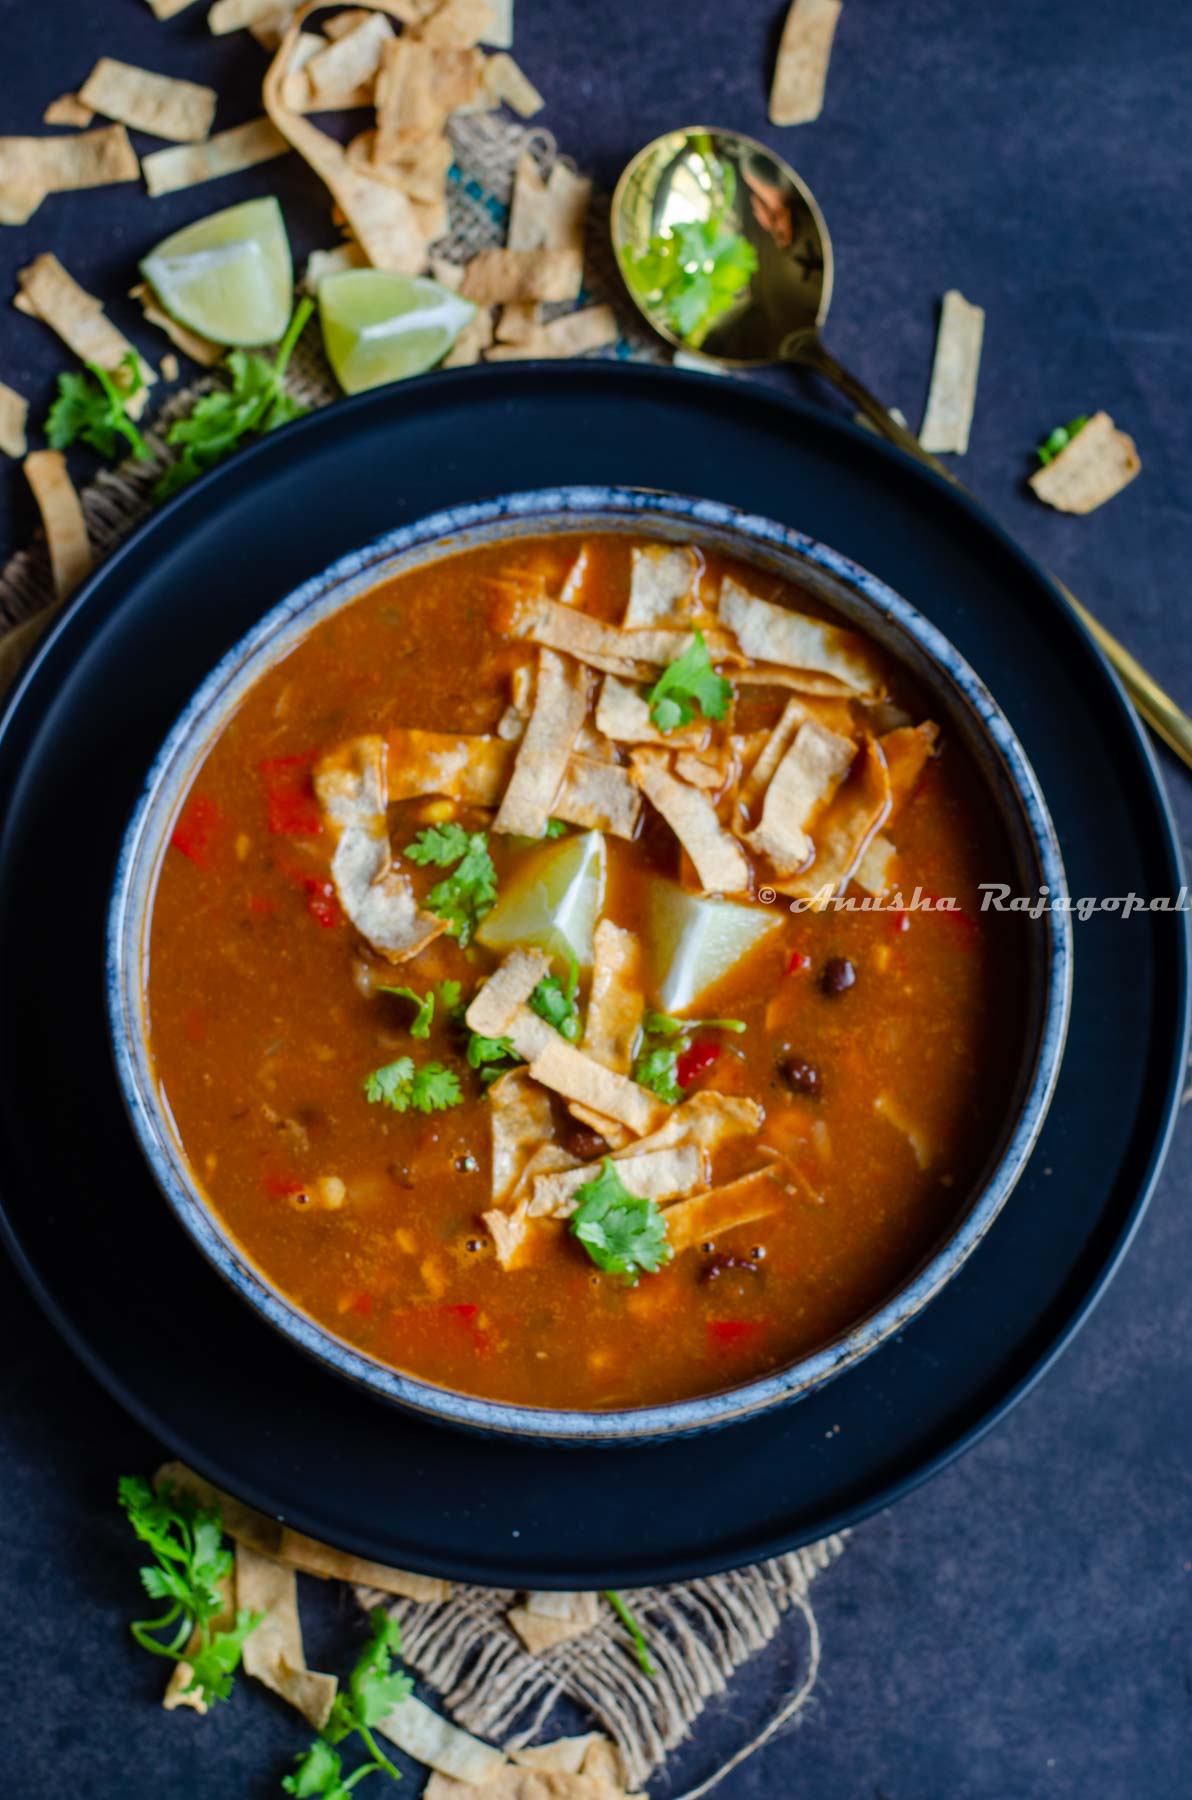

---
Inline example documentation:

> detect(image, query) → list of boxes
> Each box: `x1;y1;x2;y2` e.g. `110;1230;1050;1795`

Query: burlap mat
0;112;847;1794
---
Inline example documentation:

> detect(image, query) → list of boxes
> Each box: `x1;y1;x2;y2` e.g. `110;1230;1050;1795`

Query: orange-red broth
148;536;1023;1410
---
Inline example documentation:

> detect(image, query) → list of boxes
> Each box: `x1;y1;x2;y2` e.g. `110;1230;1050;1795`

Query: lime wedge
318;269;476;394
141;197;293;348
477;832;607;970
645;878;782;1013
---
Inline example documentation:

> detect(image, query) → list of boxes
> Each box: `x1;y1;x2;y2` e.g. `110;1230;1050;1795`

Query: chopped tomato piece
707;1319;765;1350
260;755;323;837
170;794;223;869
677;1038;721;1087
280;864;342;929
263;1168;304;1199
786;949;812;973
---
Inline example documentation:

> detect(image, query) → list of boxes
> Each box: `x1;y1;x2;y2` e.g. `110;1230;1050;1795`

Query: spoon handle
792;337;1192;775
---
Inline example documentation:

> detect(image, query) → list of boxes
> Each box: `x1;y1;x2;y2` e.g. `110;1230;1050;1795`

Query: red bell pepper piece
707;1319;765;1350
170;794;223;869
677;1038;721;1087
260;755;323;837
786;949;812;973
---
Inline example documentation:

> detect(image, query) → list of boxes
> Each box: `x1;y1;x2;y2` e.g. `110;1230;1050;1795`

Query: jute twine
0;113;846;1793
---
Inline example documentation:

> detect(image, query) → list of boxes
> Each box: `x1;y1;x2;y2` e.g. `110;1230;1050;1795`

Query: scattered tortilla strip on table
376;1694;508;1782
719;576;880;695
313;735;446;960
482;51;544;116
209;0;299;32
495;300;541;342
417;0;494;46
486;304;618;361
478;0;512;44
235;1542;338;1728
769;0;842;126
780;736;891;901
18;254;155;407
508;153;591;252
324;5;376;34
520;1020;665;1136
146;0;203;16
0;124;139;224
508;1589;601;1652
302;240;369;291
1028;410;1141;514
554;754;642;838
744;719;856;874
143;116;289;195
0;382;29;460
595;673;706;747
276;1526;452;1599
131;280;222;365
24;452;90;601
489;1067;555;1205
161;352;180;379
163;1570;235;1712
348;127;452;201
631;752;751;895
530;1143;705;1218
43;94;95;128
79;58;217;143
424;1774;640;1800
465;947;552;1037
494;648;592;837
265;6;429;273
510;1736;606;1776
154;1460;283;1556
460;248;583;306
443;305;496;365
306;11;393;104
385;727;511;802
918;289;985;456
666;1162;793;1252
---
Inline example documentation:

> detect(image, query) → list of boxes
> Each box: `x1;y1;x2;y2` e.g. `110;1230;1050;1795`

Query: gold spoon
611;125;1192;772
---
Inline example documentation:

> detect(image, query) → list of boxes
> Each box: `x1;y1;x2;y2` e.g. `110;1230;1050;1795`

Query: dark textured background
1;1;1190;1795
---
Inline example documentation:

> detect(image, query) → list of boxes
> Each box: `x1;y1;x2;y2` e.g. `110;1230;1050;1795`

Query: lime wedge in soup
477;831;606;969
140;197;293;348
318;269;476;394
645;877;781;1013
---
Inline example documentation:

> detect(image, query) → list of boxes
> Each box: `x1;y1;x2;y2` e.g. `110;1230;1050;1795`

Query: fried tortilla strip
918;289;985;456
622;543;700;629
769;0;842;126
718;575;880;696
507;153;591;253
465;947;552;1037
511;1736;605;1775
387;727;512;802
154;1460;282;1555
494;648;592;837
874;1093;931;1169
424;1775;638;1800
500;593;736;679
624;1091;763;1163
553;755;642;839
483;1198;529;1269
744;719;856;874
0;382;29;459
44;93;95;127
495;300;541;342
460;247;583;306
265;4;427;272
674;749;728;790
306;11;393;103
377;1695;508;1782
130;280;223;364
143;116;289;195
489;1067;554;1205
24;452;90;600
147;0;203;16
631;752;750;895
582;921;644;1076
481;51;544;116
277;1527;452;1600
530;1143;705;1219
313;735;446;960
0;180;44;225
417;0;494;45
730;664;861;697
18;254;154;404
79;58;216;142
0;123;139;223
348;127;452;201
209;0;300;30
508;1589;601;1653
501;1012;663;1136
443;305;496;366
735;696;806;820
594;673;706;747
666;1163;792;1253
781;736;891;901
486;305;618;361
853;722;937;893
373;39;459;155
302;241;368;291
1029;410;1141;514
163;1570;235;1712
236;1542;338;1729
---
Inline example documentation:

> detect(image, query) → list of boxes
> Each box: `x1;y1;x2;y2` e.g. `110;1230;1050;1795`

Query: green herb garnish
646;630;733;734
622;210;758;348
364;1057;462;1113
376;978;462;1040
46;353;150;462
631;1043;683;1105
1036;415;1089;466
643;1010;745;1037
118;1475;261;1708
529;948;581;1041
543;818;568;838
404;823;497;947
632;1012;745;1102
154;299;312;501
465;1031;521;1087
284;1609;411;1797
603;1589;656;1678
569;1157;672;1283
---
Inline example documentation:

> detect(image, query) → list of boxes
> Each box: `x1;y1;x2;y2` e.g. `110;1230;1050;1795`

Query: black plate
0;364;1185;1587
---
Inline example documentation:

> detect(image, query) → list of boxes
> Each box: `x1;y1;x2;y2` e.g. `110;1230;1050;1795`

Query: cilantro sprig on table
117;1476;261;1708
404;822;498;947
622;211;758;348
632;1012;745;1105
646;630;733;733
46;353;151;463
154;299;312;501
284;1609;412;1798
376;978;462;1040
1036;415;1089;466
569;1158;672;1283
364;1057;462;1114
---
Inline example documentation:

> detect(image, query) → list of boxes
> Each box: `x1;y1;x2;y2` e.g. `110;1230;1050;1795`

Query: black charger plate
0;364;1185;1587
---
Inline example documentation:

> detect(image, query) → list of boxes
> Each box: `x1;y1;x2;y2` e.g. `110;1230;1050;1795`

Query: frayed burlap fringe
0;111;845;1792
358;1535;846;1793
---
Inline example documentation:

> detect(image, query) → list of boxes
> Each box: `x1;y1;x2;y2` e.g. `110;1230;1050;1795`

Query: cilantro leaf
404;825;497;946
185;1609;264;1705
46;354;150;462
1036;414;1089;466
646;631;733;733
314;1609;408;1786
569;1158;672;1282
377;985;435;1038
643;1011;745;1037
543;818;568;838
529;952;581;1042
154;300;312;501
466;1031;519;1074
282;1740;352;1799
364;1057;462;1113
622;212;758;349
632;1043;683;1105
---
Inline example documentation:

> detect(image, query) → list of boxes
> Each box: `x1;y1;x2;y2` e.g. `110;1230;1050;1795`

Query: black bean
560;1118;610;1161
820;955;856;996
777;1055;821;1097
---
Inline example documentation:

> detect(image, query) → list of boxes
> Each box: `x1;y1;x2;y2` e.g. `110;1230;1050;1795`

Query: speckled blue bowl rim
108;486;1073;1443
